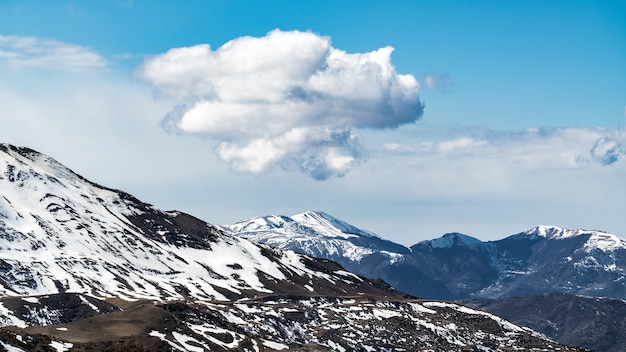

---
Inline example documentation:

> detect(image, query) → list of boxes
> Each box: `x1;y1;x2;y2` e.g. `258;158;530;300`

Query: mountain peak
524;225;571;239
522;226;626;249
224;211;409;265
291;210;379;239
416;232;484;250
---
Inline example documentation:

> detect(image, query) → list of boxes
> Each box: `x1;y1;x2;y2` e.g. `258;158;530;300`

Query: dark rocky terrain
464;293;626;352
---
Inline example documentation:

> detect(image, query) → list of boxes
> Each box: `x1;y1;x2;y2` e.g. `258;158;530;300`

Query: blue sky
1;1;625;244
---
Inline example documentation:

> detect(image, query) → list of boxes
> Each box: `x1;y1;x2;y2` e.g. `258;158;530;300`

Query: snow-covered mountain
0;143;585;351
228;213;626;301
223;211;409;273
0;144;380;302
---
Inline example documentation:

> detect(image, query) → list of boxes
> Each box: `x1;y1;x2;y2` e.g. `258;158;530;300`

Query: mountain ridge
226;212;626;300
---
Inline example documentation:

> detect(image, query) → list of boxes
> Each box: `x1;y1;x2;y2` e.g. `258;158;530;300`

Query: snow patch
20;297;39;304
48;341;73;352
0;342;26;352
262;340;289;350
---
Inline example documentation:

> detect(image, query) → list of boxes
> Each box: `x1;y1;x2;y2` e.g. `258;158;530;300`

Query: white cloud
0;35;107;71
367;127;626;200
216;127;364;180
438;137;487;153
590;137;622;165
422;72;451;93
137;29;424;179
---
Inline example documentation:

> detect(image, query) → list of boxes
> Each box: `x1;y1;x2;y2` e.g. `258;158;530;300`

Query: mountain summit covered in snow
0;143;588;351
223;211;409;273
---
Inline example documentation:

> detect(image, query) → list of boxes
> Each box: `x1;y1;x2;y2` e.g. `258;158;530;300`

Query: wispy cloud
0;35;106;71
137;29;424;180
349;126;626;241
422;72;451;93
590;137;623;165
382;127;626;170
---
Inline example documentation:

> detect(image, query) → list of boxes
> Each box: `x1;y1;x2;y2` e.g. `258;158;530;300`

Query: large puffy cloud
0;35;106;71
137;29;423;179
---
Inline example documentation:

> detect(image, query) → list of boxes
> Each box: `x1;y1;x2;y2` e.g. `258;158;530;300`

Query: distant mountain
223;211;409;274
227;216;626;300
0;143;584;351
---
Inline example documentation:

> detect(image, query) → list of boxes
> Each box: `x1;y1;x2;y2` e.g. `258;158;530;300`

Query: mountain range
225;211;626;351
226;212;626;300
0;143;588;351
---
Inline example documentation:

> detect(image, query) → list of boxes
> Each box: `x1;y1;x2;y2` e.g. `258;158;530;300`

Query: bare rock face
0;144;589;351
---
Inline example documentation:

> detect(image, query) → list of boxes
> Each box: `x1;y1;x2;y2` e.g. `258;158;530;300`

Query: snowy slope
223;211;409;269
524;225;626;251
0;144;390;301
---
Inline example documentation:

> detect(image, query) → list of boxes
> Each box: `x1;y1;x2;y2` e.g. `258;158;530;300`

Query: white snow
0;303;27;328
408;302;436;314
48;341;73;352
220;310;247;325
0;342;26;352
172;332;205;352
262;340;289;350
525;226;626;253
224;210;406;263
334;270;363;282
326;339;346;352
149;330;166;338
78;295;100;312
373;308;401;319
20;297;39;304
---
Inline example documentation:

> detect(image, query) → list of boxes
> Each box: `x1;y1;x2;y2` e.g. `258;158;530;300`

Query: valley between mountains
0;143;599;351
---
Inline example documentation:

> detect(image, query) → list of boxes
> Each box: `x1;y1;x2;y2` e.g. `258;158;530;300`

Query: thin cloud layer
374;127;626;201
422;72;451;93
0;35;106;71
382;127;626;173
138;29;424;179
